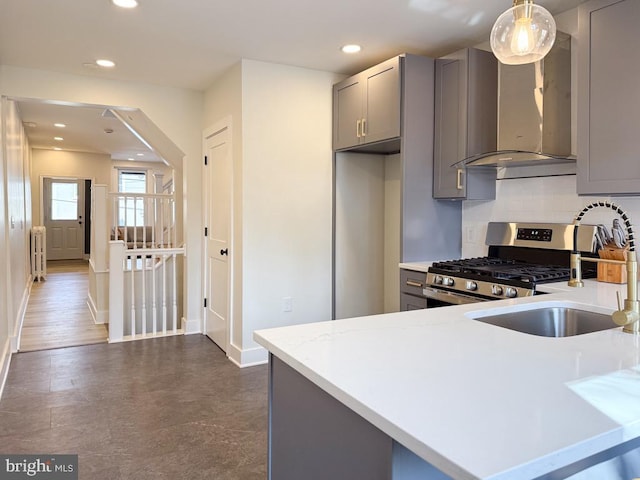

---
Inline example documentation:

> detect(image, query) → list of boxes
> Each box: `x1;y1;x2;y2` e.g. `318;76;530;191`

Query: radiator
31;226;46;281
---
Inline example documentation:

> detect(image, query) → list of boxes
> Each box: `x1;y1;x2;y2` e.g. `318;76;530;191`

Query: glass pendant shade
490;1;556;65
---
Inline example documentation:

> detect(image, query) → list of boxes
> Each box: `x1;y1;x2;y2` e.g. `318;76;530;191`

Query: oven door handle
423;287;489;305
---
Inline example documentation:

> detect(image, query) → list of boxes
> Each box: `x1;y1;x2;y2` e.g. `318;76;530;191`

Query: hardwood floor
19;259;108;352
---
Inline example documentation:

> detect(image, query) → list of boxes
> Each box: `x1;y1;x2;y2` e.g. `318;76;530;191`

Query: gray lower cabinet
577;0;640;195
433;48;497;200
269;355;453;480
400;269;427;311
333;56;401;151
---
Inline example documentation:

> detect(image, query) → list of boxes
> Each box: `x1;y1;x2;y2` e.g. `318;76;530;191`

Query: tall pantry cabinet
333;54;462;319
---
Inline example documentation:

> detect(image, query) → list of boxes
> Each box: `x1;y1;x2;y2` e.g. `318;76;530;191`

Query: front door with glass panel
43;178;84;260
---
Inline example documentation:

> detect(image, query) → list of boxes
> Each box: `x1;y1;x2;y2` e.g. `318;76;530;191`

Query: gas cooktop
425;222;600;302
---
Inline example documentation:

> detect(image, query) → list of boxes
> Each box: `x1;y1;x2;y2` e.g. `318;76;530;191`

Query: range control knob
434;275;444;285
505;287;518;298
465;281;478;291
491;285;503;296
442;277;455;287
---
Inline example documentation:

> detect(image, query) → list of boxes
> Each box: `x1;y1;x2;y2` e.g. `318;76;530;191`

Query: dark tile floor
0;335;269;479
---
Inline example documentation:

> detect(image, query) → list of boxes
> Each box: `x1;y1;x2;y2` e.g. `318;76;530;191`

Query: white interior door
43;178;84;261
204;126;231;352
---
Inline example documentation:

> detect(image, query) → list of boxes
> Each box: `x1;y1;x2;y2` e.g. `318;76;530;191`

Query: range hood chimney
456;31;573;168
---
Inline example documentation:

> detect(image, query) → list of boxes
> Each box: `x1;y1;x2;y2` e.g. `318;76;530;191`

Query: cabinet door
400;293;427;311
363;57;401;145
333;76;363;150
433;49;497;200
433;57;466;199
578;0;640;194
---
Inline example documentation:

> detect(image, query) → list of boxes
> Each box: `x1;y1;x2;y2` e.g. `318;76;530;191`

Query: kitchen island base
269;354;454;480
268;354;640;480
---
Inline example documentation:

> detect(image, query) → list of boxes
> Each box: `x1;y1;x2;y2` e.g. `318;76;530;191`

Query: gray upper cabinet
433;48;497;200
333;57;401;151
578;0;640;195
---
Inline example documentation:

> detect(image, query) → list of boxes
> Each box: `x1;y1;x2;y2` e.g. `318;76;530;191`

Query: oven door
423;287;491;308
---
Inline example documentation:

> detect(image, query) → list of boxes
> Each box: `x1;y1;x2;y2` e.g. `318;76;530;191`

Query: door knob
220;248;228;256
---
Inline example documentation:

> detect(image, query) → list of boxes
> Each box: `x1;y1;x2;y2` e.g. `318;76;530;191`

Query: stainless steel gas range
410;222;599;309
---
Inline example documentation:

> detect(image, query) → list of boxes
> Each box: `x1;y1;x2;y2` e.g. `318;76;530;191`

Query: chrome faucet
569;201;639;334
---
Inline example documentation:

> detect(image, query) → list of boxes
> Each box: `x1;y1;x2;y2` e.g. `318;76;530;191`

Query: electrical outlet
465;226;477;243
282;297;293;313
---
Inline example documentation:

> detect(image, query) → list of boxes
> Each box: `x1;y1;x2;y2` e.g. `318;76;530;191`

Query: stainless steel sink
472;306;617;337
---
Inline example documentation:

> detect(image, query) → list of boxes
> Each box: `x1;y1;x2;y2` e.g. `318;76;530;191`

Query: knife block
597;246;628;284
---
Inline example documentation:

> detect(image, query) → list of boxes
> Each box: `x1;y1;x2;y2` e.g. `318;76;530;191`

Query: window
51;182;79;220
118;170;146;226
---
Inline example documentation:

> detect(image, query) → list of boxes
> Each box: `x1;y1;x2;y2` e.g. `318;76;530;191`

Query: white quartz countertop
254;279;640;480
399;261;432;273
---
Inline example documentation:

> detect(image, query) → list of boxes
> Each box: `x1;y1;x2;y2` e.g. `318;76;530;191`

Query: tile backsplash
461;174;640;258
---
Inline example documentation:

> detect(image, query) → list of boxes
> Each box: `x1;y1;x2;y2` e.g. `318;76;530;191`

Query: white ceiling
0;0;587;160
16;100;163;162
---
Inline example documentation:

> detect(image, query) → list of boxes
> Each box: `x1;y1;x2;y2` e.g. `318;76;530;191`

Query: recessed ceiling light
96;59;116;68
111;0;138;7
341;44;362;54
128;157;135;161
137;153;144;156
54;136;64;141
54;123;66;128
53;147;62;151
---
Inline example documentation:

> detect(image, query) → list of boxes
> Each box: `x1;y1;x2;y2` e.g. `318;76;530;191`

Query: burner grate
431;257;573;285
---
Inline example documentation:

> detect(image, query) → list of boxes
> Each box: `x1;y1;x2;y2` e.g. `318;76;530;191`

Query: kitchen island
254;279;640;480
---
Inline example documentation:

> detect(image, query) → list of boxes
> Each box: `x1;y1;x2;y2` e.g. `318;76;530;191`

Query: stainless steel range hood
455;32;573;168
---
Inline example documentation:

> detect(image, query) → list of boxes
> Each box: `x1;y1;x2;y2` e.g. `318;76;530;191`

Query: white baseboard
181;317;201;335
87;294;108;324
11;278;32;353
0;338;12;401
227;343;268;368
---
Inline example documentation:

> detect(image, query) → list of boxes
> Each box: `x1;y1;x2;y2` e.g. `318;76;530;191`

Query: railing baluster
172;253;178;332
172;198;177;249
141;253;147;336
152;253;157;335
162;254;167;334
158;198;165;248
130;254;136;337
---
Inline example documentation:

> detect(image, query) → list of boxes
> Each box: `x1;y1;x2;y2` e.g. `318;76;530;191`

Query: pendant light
490;0;556;65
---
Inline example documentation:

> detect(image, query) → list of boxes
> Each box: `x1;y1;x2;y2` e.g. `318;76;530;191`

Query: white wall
0;65;204;328
1;98;32;395
0;98;9;394
204;60;340;364
240;60;339;355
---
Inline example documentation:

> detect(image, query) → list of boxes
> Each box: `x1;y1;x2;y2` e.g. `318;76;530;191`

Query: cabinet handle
456;168;464;190
361;118;366;137
356;119;361;138
406;280;422;288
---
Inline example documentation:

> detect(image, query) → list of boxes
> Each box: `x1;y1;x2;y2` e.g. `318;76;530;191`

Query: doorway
43;177;86;260
204;121;232;353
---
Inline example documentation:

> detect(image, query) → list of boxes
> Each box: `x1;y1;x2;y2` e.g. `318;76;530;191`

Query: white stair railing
109;244;185;342
108;193;177;249
101;189;183;343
